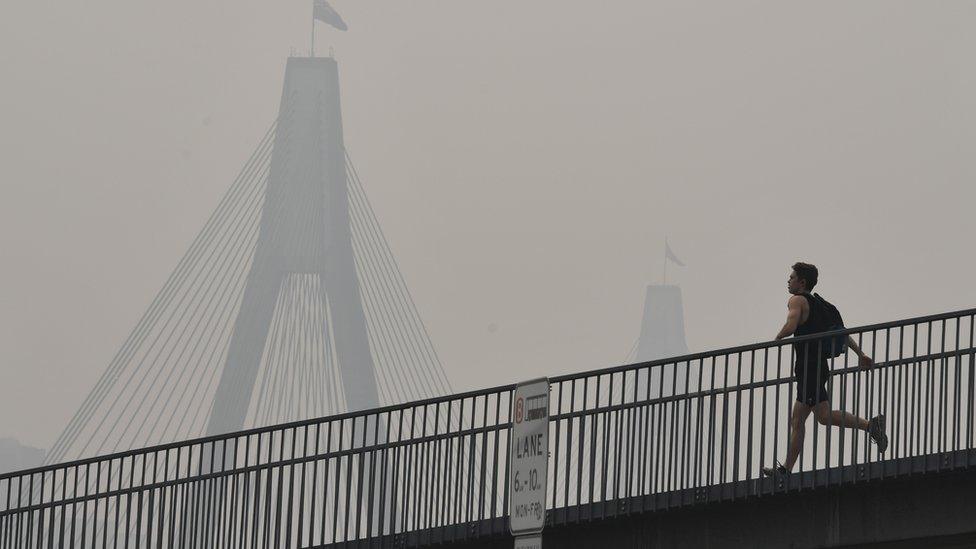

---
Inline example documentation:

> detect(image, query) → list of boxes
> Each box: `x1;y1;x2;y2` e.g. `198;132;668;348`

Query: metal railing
2;307;974;548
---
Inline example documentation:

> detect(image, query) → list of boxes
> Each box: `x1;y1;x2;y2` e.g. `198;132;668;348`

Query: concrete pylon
630;284;690;426
636;284;689;363
205;57;379;436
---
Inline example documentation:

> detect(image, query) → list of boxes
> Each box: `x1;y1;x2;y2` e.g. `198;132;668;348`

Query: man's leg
812;401;868;431
813;401;888;452
783;400;813;471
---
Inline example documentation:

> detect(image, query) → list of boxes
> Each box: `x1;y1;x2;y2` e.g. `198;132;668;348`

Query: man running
762;262;888;477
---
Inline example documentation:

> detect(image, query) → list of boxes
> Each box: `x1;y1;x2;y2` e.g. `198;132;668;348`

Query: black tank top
794;293;828;362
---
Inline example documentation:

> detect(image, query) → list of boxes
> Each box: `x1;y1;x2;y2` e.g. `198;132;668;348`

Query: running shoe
868;414;888;453
761;462;790;478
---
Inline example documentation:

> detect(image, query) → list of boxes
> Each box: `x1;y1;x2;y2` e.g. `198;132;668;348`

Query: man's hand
858;354;875;370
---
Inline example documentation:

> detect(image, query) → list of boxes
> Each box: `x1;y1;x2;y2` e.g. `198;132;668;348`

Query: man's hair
792;262;818;291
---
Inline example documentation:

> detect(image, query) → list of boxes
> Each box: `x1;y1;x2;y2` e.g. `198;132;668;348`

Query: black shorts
794;359;830;406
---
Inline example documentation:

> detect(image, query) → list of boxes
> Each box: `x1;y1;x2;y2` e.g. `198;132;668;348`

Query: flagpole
310;3;315;57
663;236;667;285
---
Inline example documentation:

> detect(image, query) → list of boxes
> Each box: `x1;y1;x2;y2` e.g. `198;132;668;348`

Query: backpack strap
811;293;837;317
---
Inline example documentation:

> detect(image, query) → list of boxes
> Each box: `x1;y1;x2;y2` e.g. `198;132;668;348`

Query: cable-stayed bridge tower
621;283;690;428
635;284;689;362
207;57;377;435
45;56;451;464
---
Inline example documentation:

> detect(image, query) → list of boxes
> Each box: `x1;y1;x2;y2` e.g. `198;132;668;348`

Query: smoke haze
1;1;974;449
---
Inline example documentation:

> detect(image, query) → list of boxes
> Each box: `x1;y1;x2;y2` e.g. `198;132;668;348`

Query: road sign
514;533;543;549
508;377;549;536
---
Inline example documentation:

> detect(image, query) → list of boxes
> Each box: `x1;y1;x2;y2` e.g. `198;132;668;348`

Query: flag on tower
314;0;348;31
665;241;685;267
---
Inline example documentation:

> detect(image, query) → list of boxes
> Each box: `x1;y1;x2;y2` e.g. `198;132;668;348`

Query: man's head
788;262;818;294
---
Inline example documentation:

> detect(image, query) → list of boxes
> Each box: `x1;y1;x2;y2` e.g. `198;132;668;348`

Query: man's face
787;270;805;294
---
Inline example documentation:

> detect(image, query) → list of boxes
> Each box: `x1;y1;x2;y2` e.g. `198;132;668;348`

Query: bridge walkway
2;307;974;548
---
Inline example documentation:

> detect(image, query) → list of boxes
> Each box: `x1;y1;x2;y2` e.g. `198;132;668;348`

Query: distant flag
665;241;685;267
313;0;348;31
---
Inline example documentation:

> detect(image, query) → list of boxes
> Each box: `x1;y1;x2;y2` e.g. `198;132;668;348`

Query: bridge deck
2;307;975;548
321;448;976;548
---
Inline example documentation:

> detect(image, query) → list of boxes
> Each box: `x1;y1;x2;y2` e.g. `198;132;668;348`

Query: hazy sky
1;1;974;449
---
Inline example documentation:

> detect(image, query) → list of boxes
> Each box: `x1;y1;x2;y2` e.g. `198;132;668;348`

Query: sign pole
509;377;550;548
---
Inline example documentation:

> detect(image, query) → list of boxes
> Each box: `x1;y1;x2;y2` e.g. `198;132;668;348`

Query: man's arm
847;335;875;369
775;295;805;340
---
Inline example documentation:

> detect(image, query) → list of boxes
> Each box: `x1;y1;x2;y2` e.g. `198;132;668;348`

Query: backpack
812;293;847;358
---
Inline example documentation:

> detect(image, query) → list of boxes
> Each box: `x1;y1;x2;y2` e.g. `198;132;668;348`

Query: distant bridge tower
630;284;689;405
206;57;377;435
45;56;451;464
635;284;689;362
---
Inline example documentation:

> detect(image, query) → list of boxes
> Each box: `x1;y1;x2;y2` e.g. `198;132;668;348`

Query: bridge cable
46;121;277;463
345;152;452;397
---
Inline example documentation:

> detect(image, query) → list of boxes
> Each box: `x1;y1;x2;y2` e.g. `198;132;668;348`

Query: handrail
553;306;976;382
5;306;972;480
1;306;973;549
